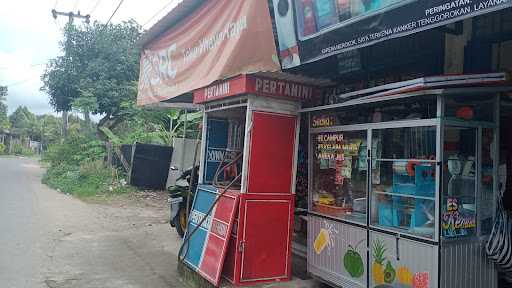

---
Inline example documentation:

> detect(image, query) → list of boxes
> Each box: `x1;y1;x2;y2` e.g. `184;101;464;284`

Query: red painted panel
240;198;292;281
247;112;297;194
213;191;238;222
198;192;239;286
199;235;225;282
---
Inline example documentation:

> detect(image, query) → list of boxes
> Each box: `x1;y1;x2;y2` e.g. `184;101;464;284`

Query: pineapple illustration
372;239;386;285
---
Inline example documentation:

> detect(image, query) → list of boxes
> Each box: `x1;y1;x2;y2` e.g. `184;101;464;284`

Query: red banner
137;0;281;106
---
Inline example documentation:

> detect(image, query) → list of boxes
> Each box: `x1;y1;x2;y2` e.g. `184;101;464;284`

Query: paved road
0;157;183;288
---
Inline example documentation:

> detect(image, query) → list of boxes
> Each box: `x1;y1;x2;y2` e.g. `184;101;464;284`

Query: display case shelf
374;190;436;201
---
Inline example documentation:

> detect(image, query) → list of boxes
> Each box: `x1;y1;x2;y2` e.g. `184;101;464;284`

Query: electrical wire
0;63;47;70
4;77;37;87
53;0;59;9
142;0;179;28
89;0;102;15
104;0;125;27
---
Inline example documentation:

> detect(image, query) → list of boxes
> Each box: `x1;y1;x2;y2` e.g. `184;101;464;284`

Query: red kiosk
179;73;320;286
135;0;322;286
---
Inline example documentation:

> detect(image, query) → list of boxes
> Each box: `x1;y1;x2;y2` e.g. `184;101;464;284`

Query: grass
42;160;138;199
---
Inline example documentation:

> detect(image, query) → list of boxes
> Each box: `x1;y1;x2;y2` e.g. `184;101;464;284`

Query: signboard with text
137;0;280;106
193;74;321;104
272;0;512;65
181;185;239;286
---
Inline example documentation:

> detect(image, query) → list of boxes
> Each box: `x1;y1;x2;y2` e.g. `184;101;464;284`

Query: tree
41;20;142;139
9;106;37;138
0;86;9;130
38;114;63;149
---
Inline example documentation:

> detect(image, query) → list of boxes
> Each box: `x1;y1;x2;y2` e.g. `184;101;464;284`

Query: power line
4;77;38;87
104;0;125;27
89;0;102;15
142;0;179;28
0;62;47;70
54;0;59;9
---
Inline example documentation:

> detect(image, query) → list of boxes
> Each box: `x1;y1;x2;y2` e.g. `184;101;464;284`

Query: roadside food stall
178;73;322;286
135;0;315;285
303;73;510;288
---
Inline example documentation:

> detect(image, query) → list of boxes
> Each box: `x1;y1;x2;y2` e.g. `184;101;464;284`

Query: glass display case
310;130;368;223
306;75;504;288
370;126;437;239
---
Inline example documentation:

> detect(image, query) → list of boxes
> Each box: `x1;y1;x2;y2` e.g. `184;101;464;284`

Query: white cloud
0;0;181;116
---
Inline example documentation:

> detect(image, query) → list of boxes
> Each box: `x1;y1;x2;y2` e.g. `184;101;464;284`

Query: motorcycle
168;166;199;238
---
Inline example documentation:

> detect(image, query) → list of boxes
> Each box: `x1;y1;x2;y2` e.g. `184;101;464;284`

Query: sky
0;0;181;117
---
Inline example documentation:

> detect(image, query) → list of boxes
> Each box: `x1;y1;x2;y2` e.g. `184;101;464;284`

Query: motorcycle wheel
173;206;188;238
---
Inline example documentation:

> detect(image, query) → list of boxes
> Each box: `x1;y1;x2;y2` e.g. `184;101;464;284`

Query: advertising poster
138;0;280;105
181;186;239;286
274;0;512;65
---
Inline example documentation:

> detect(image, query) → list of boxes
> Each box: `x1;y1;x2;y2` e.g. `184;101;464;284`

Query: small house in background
0;129;33;154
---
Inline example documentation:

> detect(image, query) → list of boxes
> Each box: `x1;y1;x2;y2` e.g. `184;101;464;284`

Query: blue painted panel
204;119;230;183
182;185;219;269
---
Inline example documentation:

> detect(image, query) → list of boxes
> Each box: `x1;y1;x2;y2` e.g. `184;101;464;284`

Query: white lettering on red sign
255;78;313;100
204;82;230;99
211;220;228;238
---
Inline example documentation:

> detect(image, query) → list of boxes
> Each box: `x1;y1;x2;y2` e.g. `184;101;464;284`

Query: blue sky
0;0;180;117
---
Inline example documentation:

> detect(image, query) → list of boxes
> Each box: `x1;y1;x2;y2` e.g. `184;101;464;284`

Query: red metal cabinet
222;193;294;285
222;111;297;285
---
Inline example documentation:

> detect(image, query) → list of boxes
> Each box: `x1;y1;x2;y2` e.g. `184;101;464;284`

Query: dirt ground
0;157;186;288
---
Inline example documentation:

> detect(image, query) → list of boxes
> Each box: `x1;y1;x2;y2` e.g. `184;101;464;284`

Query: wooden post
106;141;113;168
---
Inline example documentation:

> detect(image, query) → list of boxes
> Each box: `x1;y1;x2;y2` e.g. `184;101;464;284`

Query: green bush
42;136;135;198
42;134;106;166
0;143;5;154
43;160;133;198
11;144;34;156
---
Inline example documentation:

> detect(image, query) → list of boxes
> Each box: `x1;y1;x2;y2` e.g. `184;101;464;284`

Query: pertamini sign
273;0;512;66
193;74;320;104
137;0;280;106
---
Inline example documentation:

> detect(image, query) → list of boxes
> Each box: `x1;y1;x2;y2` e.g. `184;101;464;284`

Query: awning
136;0;281;107
301;73;511;112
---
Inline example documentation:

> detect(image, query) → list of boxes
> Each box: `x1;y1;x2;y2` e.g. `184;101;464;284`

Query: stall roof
301;73;511;113
137;0;205;49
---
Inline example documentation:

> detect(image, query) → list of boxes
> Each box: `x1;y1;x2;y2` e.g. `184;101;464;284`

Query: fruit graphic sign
313;220;338;255
371;238;431;288
343;240;365;278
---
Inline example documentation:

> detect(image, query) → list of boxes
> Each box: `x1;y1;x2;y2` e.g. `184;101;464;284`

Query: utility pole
51;9;91;24
51;9;91;138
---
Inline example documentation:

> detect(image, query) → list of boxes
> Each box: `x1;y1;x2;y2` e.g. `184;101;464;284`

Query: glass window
311;130;367;223
445;94;495;122
371;126;437;239
441;126;477;239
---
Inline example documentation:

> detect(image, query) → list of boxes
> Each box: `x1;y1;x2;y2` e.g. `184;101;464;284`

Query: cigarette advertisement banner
137;0;280;106
273;0;511;65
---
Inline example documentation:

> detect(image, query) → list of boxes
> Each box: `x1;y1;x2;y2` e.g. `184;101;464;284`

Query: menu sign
316;133;361;185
